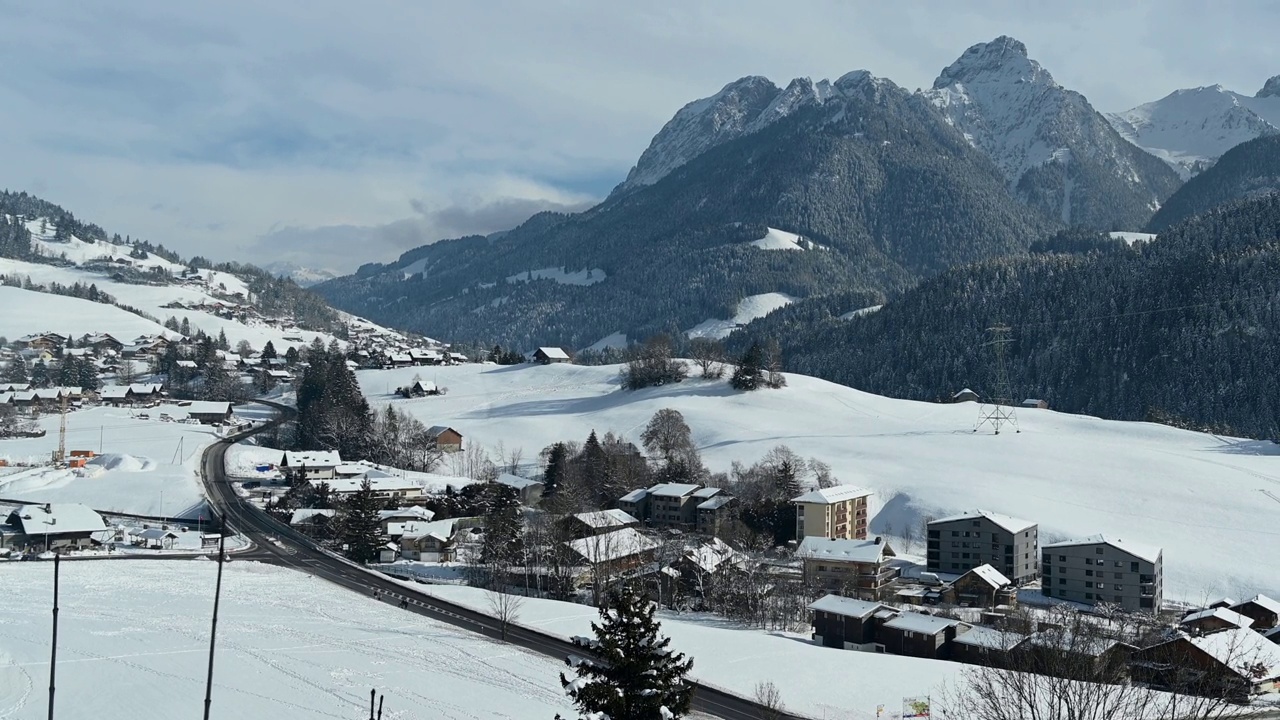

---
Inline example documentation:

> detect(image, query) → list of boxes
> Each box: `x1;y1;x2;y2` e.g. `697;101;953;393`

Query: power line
1006;289;1279;331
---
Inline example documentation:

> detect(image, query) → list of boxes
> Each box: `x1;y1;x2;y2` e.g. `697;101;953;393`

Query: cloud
249;194;596;272
0;1;1275;274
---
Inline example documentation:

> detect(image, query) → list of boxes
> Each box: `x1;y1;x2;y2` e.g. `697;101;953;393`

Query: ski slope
0;561;577;720
0;404;221;516
358;363;1280;601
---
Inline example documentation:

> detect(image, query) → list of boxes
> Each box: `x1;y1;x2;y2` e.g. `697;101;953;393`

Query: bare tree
487;589;525;642
689;337;725;379
753;681;786;720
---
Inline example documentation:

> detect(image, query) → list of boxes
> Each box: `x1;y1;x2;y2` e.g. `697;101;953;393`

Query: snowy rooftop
1186;628;1280;679
930;509;1037;534
649;483;701;498
691;487;722;499
283;450;342;467
537;347;570;360
791;484;873;504
289;509;336;525
398;519;457;542
619;488;648;503
327;474;423;494
6;503;107;535
808;594;894;619
797;537;892;564
952;625;1021;649
572;509;639;529
1233;594;1280;616
495;473;542;490
1043;534;1162;564
186;401;232;416
882;613;966;635
1180;606;1254;629
964;564;1013;589
697;496;734;511
378;507;435;522
565;528;658;564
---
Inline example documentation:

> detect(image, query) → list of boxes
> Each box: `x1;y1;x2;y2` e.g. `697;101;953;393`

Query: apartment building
792;485;874;542
927;510;1039;584
797;536;899;600
1041;535;1163;612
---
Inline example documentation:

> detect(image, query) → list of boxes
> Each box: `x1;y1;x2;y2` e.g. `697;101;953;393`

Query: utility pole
202;514;227;720
48;551;60;720
974;324;1020;435
54;394;68;465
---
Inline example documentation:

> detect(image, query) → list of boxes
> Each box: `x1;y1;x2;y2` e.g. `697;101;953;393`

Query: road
202;401;800;720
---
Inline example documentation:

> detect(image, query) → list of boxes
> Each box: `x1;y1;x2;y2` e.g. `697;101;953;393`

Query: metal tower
54;393;68;465
974;324;1020;434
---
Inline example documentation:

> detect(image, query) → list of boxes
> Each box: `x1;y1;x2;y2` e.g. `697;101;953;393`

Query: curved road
202;401;802;720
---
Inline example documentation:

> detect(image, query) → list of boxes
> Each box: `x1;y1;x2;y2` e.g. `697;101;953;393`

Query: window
951;563;961;570
1085;581;1094;588
952;552;959;558
1058;578;1065;585
972;520;981;527
952;531;959;537
1114;561;1123;568
1131;562;1140;572
1085;570;1093;577
974;532;981;539
1114;572;1123;579
1097;582;1106;589
1095;548;1104;555
1086;593;1094;600
962;553;970;559
1059;555;1066;562
1115;595;1124;603
1115;585;1124;592
963;531;971;537
1085;558;1093;565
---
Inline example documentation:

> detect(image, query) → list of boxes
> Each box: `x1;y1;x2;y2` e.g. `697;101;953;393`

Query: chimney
44;503;52;514
874;536;882;545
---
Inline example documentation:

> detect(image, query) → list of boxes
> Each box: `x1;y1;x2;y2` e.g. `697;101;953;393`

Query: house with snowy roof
792;484;874;542
398;519;460;561
1133;627;1280;698
942;563;1018;608
927;509;1039;584
1180;606;1255;634
878;612;972;660
494;473;543;505
1231;595;1280;630
797;536;899;599
807;594;900;651
533;347;571;364
560;509;640;540
280;450;342;481
1041;535;1162;612
426;426;463;453
2;503;107;552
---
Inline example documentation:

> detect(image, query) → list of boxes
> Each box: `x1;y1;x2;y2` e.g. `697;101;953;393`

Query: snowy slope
0;285;171;340
0;561;577;720
0;404;226;516
686;293;797;340
504;267;607;286
750;227;808;251
357;363;1280;601
1106;83;1280;178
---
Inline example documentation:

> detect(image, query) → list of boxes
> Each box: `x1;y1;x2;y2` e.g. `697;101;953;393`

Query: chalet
951;625;1023;667
1231;595;1280;630
0;383;31;393
1180;607;1256;634
327;472;425;501
399;519;459;562
1020;398;1049;409
952;388;980;403
878;613;971;660
187;401;233;424
176;359;199;370
99;385;135;405
1016;630;1136;682
280;450;343;481
399;379;439;398
1132;628;1280;699
2;503;108;552
808;594;899;651
669;538;739;593
16;333;65;351
942;564;1018;608
797;536;899;599
409;349;442;365
426;426;463;453
0;392;11;407
388;353;413;367
495;473;544;505
560;509;640;540
534;347;571;364
378;506;436;535
289;508;337;532
564;527;659;579
84;333;124;353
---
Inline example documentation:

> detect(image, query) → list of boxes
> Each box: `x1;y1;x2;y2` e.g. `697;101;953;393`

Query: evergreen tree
340;478;382;563
179;317;191;337
543;442;570;499
730;342;765;391
558;586;694;720
216;329;229;351
30;360;50;388
579;430;607;491
261;340;278;363
1;357;28;383
480;483;523;571
283;346;299;365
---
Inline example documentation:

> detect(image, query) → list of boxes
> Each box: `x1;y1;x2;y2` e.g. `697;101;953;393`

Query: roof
187;401;232;416
1020;630;1130;658
290;509;337;525
1043;534;1162;564
1180;607;1254;630
134;527;180;540
953;388;978;397
565;528;659;564
399;519;458;542
963;564;1013;589
99;386;133;398
883;613;966;635
697;496;734;511
379;506;436;522
6;503;107;535
1233;594;1280;616
930;509;1037;534
691;486;722;499
791;484;874;504
619;488;649;503
283;450;342;467
953;625;1022;650
536;347;570;359
327;475;423;494
572;509;639;529
426;425;460;439
797;536;892;564
649;483;701;498
334;464;369;477
808;594;894;620
495;473;542;490
1185;628;1280;680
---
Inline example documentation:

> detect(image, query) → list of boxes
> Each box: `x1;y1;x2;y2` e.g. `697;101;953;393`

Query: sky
1;1;1276;273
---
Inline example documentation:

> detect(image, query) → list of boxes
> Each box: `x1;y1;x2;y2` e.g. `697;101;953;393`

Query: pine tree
30;360;50;388
2;356;28;383
558;586;694;720
340;478;383;563
730;342;765;391
261;340;278;363
543;442;571;499
179;317;191;337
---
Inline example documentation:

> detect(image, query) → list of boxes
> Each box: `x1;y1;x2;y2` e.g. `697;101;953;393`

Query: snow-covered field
421;584;952;720
686;292;797;340
358;363;1280;601
504;266;606;286
0;561;577;720
1110;231;1157;245
0;405;220;516
0;286;173;340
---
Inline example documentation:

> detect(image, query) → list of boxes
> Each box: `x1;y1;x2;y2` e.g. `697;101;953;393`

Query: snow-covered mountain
1106;78;1280;179
263;260;339;287
923;36;1182;228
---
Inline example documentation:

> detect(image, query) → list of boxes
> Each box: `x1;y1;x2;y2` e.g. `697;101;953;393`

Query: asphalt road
201;401;798;720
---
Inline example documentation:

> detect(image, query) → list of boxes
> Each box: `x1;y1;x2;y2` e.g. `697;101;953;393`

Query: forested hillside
738;195;1280;439
317;77;1051;349
1146;135;1280;231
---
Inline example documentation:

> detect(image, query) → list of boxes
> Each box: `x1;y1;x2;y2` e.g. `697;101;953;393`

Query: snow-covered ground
0;404;223;516
584;331;628;352
421;585;955;720
839;304;883;321
0;561;578;720
357;363;1280;601
504;267;607;286
0;285;174;340
750;227;811;251
686;292;797;339
1110;231;1157;245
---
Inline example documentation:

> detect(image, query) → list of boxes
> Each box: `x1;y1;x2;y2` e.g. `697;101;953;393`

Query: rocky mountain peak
1259;75;1280;99
933;35;1055;90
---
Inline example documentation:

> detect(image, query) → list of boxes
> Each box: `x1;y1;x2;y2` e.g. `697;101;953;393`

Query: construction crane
53;392;68;465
